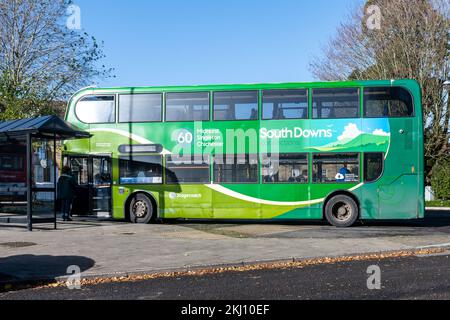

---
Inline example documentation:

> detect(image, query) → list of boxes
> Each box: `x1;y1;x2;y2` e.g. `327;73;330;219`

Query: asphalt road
2;253;450;300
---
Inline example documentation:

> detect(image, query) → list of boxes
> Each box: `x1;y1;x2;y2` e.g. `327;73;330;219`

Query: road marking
416;243;450;249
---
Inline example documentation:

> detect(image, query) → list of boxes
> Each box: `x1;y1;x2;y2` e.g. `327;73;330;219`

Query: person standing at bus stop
57;166;77;221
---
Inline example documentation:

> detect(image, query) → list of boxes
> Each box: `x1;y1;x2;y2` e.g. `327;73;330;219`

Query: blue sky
75;0;363;87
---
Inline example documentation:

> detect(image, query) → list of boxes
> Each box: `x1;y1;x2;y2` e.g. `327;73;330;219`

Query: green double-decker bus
63;79;424;227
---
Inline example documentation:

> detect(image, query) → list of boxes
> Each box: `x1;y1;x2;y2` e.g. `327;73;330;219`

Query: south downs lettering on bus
260;127;333;139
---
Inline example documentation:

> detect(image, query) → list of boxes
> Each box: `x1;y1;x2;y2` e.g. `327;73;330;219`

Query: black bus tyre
129;194;154;224
325;195;359;228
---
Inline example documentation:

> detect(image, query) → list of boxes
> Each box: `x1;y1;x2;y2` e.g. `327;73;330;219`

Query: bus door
68;156;90;215
91;156;112;217
65;155;112;217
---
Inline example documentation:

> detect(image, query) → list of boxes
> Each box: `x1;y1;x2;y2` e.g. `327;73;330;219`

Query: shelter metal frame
0;116;90;231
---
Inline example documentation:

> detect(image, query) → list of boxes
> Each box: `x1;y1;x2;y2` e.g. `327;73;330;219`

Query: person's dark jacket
57;174;77;200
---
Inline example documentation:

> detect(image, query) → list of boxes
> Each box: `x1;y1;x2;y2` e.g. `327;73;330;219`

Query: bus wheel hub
335;203;351;221
133;201;147;218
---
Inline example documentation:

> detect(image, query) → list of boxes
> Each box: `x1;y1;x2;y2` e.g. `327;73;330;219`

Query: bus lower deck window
213;154;259;183
166;155;210;184
364;153;384;182
119;155;163;184
262;153;308;183
313;153;360;183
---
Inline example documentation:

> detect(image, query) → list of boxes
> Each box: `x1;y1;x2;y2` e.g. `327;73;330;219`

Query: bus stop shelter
0;116;90;231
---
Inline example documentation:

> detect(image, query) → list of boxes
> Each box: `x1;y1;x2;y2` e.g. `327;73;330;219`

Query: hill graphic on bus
310;133;390;152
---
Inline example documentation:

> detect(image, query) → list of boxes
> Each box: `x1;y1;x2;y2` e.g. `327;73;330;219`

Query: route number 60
177;131;193;144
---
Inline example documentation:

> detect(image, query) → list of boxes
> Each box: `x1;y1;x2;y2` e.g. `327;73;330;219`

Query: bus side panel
308;202;324;220
163;185;213;219
378;175;419;219
112;185;126;219
212;185;261;219
378;118;419;219
260;184;311;219
112;156;125;220
360;183;380;219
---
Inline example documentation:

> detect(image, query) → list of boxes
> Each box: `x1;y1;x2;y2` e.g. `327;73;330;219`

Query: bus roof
70;79;420;98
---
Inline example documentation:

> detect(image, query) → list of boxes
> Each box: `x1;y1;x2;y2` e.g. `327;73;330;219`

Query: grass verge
426;200;450;208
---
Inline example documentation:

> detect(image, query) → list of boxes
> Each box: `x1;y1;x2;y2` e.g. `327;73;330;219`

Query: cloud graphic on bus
338;123;362;141
372;129;390;136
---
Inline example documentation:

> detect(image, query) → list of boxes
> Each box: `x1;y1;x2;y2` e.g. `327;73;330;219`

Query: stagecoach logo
169;192;202;200
95;142;112;148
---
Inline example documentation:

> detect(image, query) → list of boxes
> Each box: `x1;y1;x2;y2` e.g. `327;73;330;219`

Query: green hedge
431;160;450;200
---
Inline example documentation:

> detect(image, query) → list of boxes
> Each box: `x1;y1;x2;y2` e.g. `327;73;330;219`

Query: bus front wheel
129;194;154;224
324;195;359;228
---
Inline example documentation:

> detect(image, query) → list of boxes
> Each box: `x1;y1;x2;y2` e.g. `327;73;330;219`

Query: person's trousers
60;199;72;220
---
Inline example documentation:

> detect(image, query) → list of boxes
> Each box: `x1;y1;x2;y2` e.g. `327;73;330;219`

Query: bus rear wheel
325;195;359;228
129;194;154;224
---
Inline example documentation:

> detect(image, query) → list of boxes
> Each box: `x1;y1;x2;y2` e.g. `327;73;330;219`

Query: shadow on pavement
360;210;450;228
164;210;450;228
0;254;95;292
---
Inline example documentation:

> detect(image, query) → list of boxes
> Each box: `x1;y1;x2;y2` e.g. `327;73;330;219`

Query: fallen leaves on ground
2;247;446;292
40;248;447;289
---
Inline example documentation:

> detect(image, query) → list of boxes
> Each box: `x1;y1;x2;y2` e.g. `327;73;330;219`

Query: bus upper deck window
364;87;414;118
262;90;308;120
119;93;162;123
213;91;258;121
312;88;359;119
166;92;210;122
75;95;115;124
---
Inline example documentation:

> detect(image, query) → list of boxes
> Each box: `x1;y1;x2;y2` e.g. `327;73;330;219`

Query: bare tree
0;0;112;120
310;0;450;178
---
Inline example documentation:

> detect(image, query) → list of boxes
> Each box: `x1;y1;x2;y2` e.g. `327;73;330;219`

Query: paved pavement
2;254;450;300
1;210;450;285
